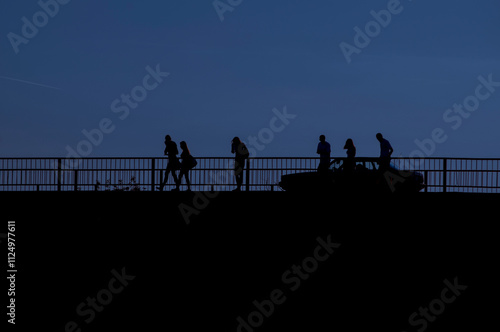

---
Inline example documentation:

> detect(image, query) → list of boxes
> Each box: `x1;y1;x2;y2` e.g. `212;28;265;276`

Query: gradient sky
1;0;499;159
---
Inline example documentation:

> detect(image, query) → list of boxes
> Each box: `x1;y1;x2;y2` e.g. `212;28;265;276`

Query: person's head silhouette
376;133;383;142
319;135;326;142
344;138;354;149
180;141;189;153
232;137;241;145
165;135;172;143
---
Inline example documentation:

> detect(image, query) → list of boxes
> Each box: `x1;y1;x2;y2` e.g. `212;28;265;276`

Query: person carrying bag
178;141;197;191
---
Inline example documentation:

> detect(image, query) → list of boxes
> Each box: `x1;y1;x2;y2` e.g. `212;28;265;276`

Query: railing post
159;163;164;190
74;170;78;191
246;158;250;192
424;171;428;193
57;158;62;192
442;158;448;193
151;158;156;192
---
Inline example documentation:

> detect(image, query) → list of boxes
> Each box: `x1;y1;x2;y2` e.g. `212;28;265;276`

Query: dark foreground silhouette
2;191;495;331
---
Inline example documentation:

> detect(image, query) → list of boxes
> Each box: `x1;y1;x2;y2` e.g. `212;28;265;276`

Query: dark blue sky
1;0;499;158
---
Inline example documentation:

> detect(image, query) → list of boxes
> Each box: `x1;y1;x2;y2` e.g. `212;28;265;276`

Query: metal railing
1;157;499;192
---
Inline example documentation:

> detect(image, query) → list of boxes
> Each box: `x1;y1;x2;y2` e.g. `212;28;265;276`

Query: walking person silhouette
159;135;180;191
231;137;249;191
178;141;197;191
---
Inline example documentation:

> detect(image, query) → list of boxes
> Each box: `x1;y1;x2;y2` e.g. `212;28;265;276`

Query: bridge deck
2;191;496;330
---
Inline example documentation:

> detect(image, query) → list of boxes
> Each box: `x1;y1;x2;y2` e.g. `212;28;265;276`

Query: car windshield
330;159;379;171
329;159;400;172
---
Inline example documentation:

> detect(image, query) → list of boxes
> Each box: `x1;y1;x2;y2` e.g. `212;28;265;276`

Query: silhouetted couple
317;135;356;173
159;135;197;191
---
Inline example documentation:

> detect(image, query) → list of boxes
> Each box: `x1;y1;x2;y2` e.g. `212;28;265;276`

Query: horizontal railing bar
3;168;498;172
1;156;499;160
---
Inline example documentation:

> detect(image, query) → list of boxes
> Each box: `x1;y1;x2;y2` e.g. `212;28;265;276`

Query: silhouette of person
178;141;195;191
376;133;393;172
159;135;180;191
316;135;331;173
343;138;356;173
231;137;249;191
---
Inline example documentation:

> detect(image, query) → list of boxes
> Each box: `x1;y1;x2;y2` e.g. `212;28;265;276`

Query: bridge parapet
1;157;499;193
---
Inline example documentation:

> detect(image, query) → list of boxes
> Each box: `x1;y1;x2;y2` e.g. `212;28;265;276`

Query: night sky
1;0;499;159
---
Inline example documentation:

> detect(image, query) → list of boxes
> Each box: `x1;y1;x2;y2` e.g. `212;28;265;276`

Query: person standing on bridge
159;135;180;191
376;133;393;173
317;135;331;173
231;137;249;191
343;138;356;173
178;141;197;191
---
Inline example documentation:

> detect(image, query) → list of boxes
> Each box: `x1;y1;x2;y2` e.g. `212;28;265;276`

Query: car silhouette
278;158;425;193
